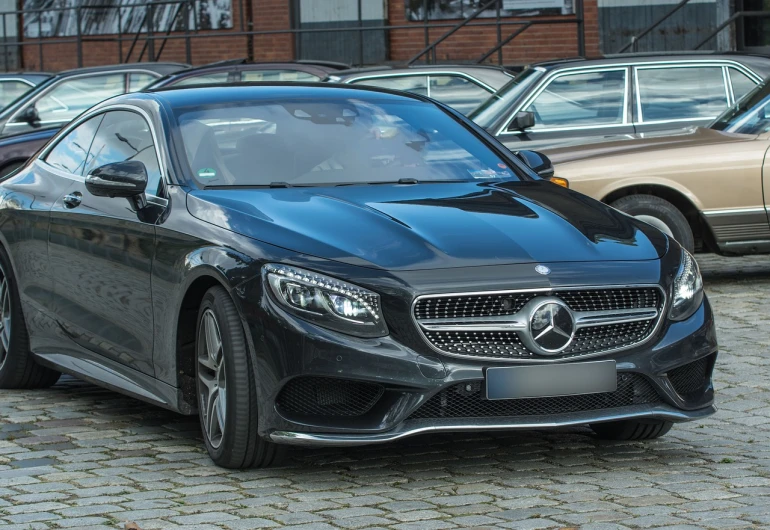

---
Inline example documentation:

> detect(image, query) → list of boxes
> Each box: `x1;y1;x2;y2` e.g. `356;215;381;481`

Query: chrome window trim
410;284;668;364
723;66;735;105
633;62;748;124
344;71;496;94
37;103;169;205
496;66;631;136
0;78;36;88
703;206;767;216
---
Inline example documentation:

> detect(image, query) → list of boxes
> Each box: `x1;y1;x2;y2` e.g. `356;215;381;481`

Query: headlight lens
264;264;388;338
669;249;704;321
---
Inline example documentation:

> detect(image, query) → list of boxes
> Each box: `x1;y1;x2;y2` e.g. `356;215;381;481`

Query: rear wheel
610;194;694;253
0;248;60;389
590;419;673;441
195;285;285;468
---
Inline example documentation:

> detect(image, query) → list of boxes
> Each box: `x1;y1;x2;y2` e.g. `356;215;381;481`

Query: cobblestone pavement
1;254;769;530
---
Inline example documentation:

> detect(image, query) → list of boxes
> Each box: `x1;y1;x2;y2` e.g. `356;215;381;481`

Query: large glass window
86;111;163;196
128;73;158;92
351;76;429;97
241;70;321;82
729;68;758;103
44;115;104;175
636;67;728;122
175;97;521;187
523;69;626;129
0;81;34;109
171;72;231;87
35;74;126;125
427;75;491;115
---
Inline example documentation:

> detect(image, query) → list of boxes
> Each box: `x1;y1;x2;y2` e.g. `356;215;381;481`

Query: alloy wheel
0;268;11;370
197;308;227;449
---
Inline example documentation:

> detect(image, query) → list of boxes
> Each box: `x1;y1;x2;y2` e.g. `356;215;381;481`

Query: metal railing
0;0;587;71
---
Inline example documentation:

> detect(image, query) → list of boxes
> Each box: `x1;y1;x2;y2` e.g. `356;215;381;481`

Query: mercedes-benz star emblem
529;301;575;354
535;264;551;275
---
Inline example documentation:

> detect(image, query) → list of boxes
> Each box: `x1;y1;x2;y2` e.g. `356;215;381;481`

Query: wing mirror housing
514;150;555;179
508;110;535;131
16;106;40;125
86;160;149;208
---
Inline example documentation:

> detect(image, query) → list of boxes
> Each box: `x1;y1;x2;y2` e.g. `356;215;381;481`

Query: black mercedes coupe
0;84;717;468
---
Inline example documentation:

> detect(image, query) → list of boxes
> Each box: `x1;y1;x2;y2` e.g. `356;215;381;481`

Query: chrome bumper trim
269;404;716;447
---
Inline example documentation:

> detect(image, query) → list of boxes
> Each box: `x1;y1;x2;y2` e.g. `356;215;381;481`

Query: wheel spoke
204;312;222;365
206;389;220;442
0;277;9;356
197;308;226;450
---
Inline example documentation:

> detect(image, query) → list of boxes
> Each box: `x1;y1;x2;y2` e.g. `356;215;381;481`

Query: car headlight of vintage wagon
669;249;704;321
264;264;388;338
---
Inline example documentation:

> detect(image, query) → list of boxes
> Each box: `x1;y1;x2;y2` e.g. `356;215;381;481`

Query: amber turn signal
549;176;569;188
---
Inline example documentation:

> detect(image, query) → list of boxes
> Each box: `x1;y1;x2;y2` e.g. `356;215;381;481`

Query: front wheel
590;419;673;441
610;194;694;253
195;285;285;468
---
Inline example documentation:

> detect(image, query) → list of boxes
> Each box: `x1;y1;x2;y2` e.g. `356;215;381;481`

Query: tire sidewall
611;195;695;252
0;247;25;384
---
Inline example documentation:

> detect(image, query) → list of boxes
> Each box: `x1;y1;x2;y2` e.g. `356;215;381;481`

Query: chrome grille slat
413;286;665;362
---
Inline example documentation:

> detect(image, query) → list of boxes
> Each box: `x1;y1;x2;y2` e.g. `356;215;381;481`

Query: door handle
62;192;82;208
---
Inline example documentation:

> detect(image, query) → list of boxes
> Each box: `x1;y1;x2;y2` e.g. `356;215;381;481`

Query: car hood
542;127;754;165
187;181;667;271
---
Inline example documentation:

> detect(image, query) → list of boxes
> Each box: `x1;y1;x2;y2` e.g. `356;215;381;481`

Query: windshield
468;68;545;129
711;81;770;135
175;97;522;187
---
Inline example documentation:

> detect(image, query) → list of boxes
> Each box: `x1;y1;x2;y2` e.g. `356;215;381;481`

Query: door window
172;72;231;86
351;75;429;97
128;73;158;92
86;111;163;196
35;74;126;125
44;115;104;175
0;81;34;108
636;67;728;122
728;68;758;103
241;70;321;82
427;75;491;115
523;69;627;129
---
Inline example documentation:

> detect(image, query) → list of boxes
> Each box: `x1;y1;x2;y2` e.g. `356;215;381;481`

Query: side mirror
16;106;40;125
514;150;554;178
86;160;148;207
508;110;535;131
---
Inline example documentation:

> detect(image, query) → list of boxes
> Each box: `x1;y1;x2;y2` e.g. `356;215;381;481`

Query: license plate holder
486;360;617;400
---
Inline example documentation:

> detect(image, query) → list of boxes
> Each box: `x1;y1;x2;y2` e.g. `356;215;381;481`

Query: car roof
0;72;54;80
530;52;770;71
332;63;515;78
56;62;189;78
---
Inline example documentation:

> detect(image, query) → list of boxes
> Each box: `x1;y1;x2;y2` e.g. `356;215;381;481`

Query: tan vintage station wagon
542;80;770;255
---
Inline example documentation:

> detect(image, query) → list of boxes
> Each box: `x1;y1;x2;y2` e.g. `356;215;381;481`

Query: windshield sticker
468;168;509;179
198;168;217;179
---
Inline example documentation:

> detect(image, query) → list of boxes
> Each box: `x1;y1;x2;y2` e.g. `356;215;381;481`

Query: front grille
413;286;664;361
667;356;711;396
409;373;661;419
276;377;384;418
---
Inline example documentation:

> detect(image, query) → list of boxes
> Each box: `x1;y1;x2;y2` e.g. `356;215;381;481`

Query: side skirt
33;351;195;415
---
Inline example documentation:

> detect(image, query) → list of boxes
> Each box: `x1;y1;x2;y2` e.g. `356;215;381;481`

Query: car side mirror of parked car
16;106;40;125
514;150;555;178
508;110;535;131
86;160;149;209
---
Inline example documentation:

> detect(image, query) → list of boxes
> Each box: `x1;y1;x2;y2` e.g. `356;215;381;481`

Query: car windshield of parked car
175;96;522;187
468;68;544;128
711;81;770;135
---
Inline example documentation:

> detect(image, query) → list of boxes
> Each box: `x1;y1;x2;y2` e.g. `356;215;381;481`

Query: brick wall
21;0;598;71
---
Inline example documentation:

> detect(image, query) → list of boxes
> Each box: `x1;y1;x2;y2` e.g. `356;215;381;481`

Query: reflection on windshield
468;68;544;128
711;81;770;135
176;97;524;187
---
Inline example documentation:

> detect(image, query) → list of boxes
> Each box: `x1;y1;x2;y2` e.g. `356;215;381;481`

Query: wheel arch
601;183;717;252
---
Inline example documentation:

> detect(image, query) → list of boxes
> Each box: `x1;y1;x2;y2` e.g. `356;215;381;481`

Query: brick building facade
20;1;600;72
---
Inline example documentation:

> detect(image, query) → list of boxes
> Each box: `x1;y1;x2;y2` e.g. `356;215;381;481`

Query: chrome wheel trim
197;309;226;449
0;269;11;371
634;214;675;238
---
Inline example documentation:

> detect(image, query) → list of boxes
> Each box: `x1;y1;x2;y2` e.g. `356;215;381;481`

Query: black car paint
0;85;717;443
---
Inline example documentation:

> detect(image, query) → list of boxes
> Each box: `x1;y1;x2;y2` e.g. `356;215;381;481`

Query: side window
35;74;126;125
128;73;158;92
729;68;758;103
351;75;429;97
172;72;231;87
427;75;491;115
241;70;321;82
0;81;34;108
524;70;626;129
44;115;103;175
86;111;163;196
636;67;728;122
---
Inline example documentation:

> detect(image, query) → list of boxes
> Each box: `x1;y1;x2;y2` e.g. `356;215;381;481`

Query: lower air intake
276;377;384;418
667;355;712;396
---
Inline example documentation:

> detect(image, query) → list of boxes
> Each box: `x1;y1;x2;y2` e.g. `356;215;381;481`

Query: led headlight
669;249;704;321
264;264;388;338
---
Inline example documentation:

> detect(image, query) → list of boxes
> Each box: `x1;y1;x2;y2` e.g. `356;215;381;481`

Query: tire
610;194;694;253
195;285;285;468
590;419;673;441
0;247;61;389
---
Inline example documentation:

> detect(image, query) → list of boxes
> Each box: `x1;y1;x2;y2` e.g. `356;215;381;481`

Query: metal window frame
344;71;496;95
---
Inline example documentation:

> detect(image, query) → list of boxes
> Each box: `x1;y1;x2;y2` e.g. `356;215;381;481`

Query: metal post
185;0;192;64
147;2;155;61
423;0;429;58
245;0;254;62
576;0;585;57
37;11;42;70
118;4;123;63
76;5;83;67
357;0;363;66
495;0;502;65
2;14;7;71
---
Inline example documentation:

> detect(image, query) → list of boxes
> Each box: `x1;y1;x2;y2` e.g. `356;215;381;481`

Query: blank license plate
486;360;617;400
